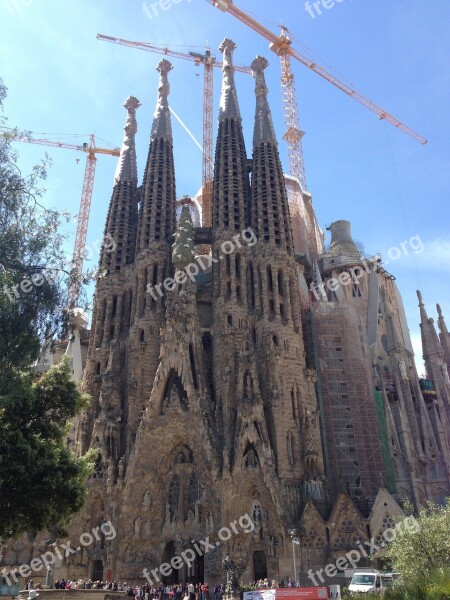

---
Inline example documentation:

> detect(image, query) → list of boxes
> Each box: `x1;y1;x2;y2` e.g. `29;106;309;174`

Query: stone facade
2;38;450;589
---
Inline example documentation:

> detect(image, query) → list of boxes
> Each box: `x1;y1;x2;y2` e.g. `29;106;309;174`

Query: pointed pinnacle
114;95;140;184
151;59;173;142
417;290;424;305
124;95;141;113
252;56;269;96
251;54;277;147
219;38;237;64
156;59;172;99
218;38;240;122
123;96;140;139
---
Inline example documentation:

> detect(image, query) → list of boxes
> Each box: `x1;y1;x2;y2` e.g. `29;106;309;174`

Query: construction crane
207;0;428;191
10;132;120;308
97;33;253;228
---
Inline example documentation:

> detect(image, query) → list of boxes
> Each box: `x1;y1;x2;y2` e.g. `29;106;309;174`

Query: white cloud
384;237;450;272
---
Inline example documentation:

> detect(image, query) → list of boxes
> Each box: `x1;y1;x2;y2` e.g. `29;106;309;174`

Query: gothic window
247;261;255;309
243;371;254;399
188;473;200;505
258;266;264;315
291;388;297;420
287;431;294;465
189;344;198;390
374;514;395;547
174;445;193;464
267;266;273;293
235;254;241;280
278;270;285;298
333;535;347;550
202;331;215;403
243;443;259;469
352;283;362;298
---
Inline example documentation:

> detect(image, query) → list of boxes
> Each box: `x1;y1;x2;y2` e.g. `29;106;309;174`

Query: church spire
251;55;277;147
417;290;443;359
218;38;241;122
114;96;140;184
212;39;250;232
250;55;293;254
137;59;176;252
151;59;173;142
437;304;450;369
100;96;141;273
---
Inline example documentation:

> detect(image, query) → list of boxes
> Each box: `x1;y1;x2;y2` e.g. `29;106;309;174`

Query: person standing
187;582;195;600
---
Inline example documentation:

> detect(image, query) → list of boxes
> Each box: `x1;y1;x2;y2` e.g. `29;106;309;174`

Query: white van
348;570;397;594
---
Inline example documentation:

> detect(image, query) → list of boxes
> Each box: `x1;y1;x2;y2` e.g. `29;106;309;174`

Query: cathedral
3;37;450;588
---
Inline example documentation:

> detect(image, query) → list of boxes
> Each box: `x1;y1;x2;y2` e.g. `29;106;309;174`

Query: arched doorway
92;559;103;581
253;551;267;581
162;542;180;584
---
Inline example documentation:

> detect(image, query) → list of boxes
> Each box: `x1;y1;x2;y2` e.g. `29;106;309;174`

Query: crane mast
202;53;214;227
9;131;120;308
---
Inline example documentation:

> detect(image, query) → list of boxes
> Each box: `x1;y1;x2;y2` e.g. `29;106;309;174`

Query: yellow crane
207;0;428;192
8;132;119;307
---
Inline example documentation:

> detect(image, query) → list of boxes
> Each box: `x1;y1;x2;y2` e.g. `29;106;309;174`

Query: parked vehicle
348;569;399;594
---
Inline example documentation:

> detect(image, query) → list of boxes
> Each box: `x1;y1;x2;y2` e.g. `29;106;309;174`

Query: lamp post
288;529;300;586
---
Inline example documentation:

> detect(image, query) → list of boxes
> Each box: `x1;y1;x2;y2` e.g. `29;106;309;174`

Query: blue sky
1;0;449;373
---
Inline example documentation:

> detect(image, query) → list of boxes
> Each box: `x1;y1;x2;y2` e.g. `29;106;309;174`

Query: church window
243;443;259;469
291;388;297;419
247;261;256;309
267;266;273;292
278;270;285;297
235;254;241;280
189;344;198;390
352;284;362;297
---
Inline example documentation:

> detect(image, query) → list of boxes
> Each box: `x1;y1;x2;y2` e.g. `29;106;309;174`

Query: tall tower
80;95;141;458
127;59;177;446
437;304;450;378
249;55;324;502
211;38;252;468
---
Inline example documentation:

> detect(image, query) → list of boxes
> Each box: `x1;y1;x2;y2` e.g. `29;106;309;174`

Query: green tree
0;80;69;381
0;357;95;539
381;501;450;585
0;79;94;539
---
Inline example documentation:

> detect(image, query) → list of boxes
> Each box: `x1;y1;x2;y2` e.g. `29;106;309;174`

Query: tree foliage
0;79;94;539
381;501;450;584
0;357;95;539
0;80;70;380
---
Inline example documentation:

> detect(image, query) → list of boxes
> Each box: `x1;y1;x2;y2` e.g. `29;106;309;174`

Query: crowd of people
43;581;221;599
25;577;294;596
